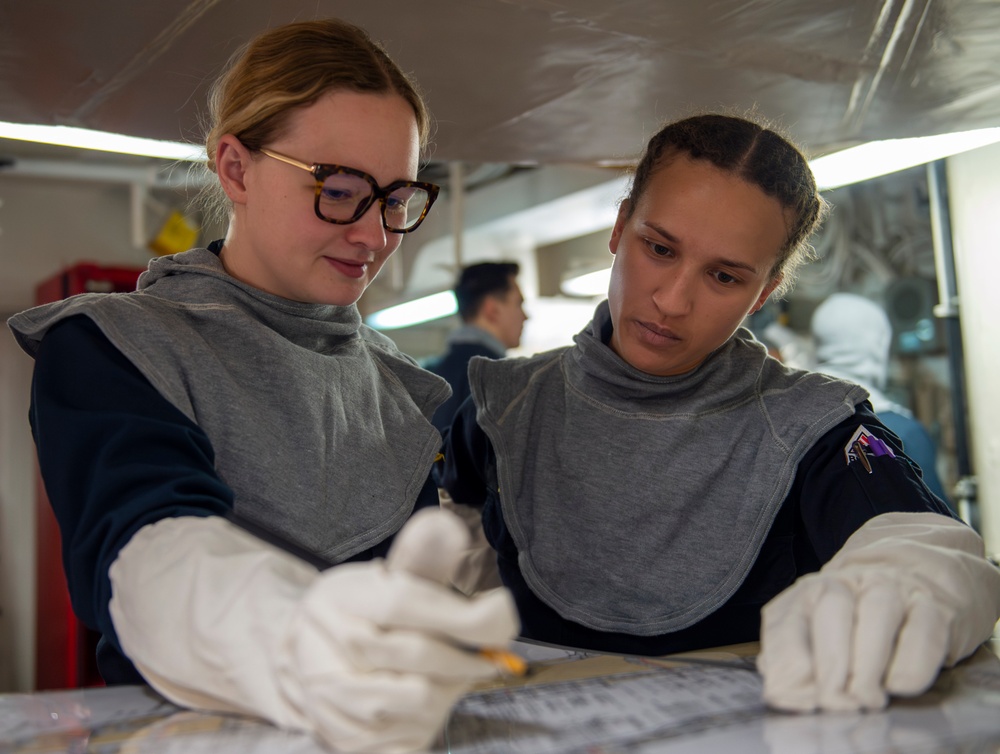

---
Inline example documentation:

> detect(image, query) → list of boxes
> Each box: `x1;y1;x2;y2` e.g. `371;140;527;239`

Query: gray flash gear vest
468;300;867;634
9;248;450;563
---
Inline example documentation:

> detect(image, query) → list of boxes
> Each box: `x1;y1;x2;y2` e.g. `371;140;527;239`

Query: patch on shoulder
843;424;896;473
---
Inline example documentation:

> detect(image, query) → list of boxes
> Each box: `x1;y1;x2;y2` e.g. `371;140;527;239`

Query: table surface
2;640;999;753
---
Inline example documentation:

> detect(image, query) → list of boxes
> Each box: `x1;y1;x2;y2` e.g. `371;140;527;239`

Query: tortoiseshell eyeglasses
260;148;440;233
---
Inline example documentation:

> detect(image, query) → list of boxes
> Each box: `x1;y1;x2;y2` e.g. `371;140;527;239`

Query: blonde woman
9;19;516;754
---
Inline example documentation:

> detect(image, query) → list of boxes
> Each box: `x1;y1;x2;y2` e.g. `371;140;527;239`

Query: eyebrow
644;221;764;276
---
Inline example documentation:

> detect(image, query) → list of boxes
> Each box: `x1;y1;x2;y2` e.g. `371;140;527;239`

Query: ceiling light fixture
810;127;1000;190
366;290;458;330
4;121;999;185
561;267;612;297
0;121;206;162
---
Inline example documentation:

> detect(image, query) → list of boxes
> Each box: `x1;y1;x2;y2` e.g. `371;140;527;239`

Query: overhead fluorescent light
0;120;206;162
561;267;611;297
810;127;1000;190
367;290;457;330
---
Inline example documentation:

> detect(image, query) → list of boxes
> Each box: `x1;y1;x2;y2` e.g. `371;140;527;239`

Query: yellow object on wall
149;211;199;256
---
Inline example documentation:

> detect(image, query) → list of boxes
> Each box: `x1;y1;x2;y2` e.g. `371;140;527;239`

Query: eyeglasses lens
318;173;372;222
384;186;431;230
319;174;430;230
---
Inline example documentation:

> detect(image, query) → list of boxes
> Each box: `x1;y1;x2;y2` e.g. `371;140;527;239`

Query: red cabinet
34;262;145;689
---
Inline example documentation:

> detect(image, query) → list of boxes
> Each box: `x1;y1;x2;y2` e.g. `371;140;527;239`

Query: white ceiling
2;0;999;314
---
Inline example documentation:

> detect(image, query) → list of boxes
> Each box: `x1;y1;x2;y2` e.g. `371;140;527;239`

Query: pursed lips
637;320;681;342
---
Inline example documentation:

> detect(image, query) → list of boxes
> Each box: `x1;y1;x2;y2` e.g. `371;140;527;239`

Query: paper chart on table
440;661;766;754
439;644;1000;754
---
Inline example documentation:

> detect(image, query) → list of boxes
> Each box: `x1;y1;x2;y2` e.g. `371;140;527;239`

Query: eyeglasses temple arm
259;148;316;174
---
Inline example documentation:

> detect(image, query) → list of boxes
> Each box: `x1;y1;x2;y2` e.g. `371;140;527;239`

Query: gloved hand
758;511;1000;712
438;487;503;596
109;508;520;753
279;507;519;752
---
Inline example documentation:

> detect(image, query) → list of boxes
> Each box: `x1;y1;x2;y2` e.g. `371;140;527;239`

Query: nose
343;200;389;251
651;268;696;317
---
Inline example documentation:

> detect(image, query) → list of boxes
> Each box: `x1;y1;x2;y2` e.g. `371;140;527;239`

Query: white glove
438;488;503;596
758;511;1000;712
109;509;519;753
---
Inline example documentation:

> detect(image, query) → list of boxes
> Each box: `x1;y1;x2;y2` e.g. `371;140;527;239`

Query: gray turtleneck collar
468;300;865;634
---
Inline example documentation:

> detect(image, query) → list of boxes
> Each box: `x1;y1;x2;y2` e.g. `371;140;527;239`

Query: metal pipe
130;183;147;250
927;159;976;525
450;162;465;270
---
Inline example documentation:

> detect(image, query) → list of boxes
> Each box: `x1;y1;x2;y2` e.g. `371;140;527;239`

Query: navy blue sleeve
789;402;957;565
433;394;492;509
31;315;233;672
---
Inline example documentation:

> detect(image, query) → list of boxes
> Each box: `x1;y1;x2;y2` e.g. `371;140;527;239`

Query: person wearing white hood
811;292;948;503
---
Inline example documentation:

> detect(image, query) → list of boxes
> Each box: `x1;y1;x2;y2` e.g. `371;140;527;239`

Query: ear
752;274;783;313
609;202;629;255
478;294;501;324
215;134;253;205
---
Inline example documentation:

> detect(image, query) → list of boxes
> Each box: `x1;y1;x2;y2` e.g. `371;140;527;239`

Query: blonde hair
197;18;430;224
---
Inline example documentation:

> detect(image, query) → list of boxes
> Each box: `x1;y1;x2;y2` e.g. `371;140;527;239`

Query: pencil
479;648;528;676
